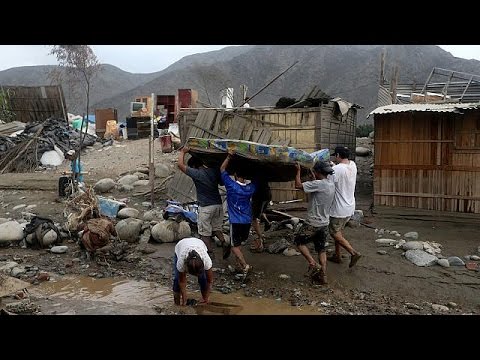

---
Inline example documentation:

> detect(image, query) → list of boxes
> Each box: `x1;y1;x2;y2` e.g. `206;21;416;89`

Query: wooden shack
170;100;358;203
0;85;67;123
371;103;480;214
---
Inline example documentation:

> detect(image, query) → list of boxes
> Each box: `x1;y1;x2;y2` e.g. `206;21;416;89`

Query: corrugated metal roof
368;102;480;117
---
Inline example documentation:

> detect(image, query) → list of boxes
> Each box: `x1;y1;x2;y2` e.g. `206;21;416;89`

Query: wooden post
391;65;399;104
380;51;385;85
150;93;155;207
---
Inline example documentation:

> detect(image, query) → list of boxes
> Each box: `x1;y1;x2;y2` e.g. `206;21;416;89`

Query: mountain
3;45;480;124
93;45;480;124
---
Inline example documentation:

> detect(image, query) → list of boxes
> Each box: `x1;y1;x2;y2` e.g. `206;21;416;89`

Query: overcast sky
0;45;479;73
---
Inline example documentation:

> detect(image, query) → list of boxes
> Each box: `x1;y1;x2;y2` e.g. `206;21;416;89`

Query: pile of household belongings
0;117;97;173
186;137;329;182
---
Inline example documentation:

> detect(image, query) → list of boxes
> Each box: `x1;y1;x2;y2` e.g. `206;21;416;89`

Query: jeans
172;254;207;293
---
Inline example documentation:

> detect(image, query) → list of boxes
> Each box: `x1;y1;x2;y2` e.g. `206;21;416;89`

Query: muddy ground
1;137;480;315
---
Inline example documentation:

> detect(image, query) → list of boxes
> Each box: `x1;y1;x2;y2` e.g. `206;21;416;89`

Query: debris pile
0;117;97;173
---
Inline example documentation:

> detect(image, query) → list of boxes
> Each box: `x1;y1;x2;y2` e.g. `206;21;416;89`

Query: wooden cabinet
156;95;176;124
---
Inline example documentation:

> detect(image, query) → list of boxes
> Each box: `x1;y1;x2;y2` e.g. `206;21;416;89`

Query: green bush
356;124;374;137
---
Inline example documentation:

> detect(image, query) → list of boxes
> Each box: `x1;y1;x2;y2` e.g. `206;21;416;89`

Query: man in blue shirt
220;150;256;277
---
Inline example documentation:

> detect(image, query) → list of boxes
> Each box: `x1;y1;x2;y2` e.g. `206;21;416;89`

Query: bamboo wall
1;85;67;123
374;110;480;213
174;105;357;202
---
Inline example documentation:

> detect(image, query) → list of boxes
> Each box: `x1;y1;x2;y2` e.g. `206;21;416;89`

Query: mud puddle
29;276;320;315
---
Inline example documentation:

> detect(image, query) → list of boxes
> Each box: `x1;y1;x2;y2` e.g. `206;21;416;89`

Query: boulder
369;131;374;139
355;147;372;157
437;258;450;267
40;229;58;247
267;238;290;254
283;248;300;256
133;180;150;187
133;172;148;180
401;241;424;251
151;220;191;243
50;246;68;254
404;231;419;241
117;208;140;219
143;210;163;222
447;256;465;266
117;174;139;186
93;178;116;193
375;238;396;246
115;218;143;243
0;221;24;242
155;163;171;178
404;249;437;267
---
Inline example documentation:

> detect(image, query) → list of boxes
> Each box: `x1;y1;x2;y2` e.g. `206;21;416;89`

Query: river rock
0;221;24;242
267;238;290;254
401;241;424;251
431;304;449;312
404;249;438;267
117;208;140;219
470;255;480;261
117;174;139;186
133;172;148;180
133;180;150;187
155;163;171;178
151;220;191;243
447;256;465;266
50;246;68;254
355;147;371;156
377;250;387;255
143;210;163;221
40;229;58;247
93;178;116;193
404;231;419;241
437;258;450;267
115;218;143;243
12;204;27;211
283;248;300;256
375;238;396;246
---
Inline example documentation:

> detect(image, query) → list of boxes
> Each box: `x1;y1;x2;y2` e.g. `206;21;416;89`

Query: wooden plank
227;115;247;139
375;191;480;201
243;122;255;141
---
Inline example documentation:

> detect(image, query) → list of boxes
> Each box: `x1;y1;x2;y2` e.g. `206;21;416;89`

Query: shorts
329;216;351;235
252;199;269;219
230;223;251;247
294;223;329;253
197;204;224;237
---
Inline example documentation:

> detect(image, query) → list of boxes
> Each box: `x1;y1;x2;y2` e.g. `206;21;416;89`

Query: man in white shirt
173;237;213;306
328;146;362;268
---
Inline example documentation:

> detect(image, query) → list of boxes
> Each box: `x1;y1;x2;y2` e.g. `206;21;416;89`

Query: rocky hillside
3;45;480;124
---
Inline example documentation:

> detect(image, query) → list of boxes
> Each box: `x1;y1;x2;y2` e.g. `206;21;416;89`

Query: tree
49;45;100;187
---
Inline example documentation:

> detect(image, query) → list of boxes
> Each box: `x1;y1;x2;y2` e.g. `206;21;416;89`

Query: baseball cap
313;161;334;175
331;146;350;158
